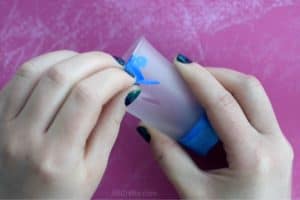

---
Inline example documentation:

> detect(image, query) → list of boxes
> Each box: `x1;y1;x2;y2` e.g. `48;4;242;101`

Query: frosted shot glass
124;37;218;155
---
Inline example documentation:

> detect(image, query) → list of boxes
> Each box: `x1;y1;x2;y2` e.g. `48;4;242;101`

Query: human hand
0;50;140;198
137;54;294;199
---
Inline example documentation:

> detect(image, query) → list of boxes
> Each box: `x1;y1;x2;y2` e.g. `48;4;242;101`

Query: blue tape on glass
179;112;219;155
124;55;160;85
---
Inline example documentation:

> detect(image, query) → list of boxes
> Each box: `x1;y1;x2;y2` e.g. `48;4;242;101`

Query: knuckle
214;92;236;110
37;158;59;180
86;51;109;58
89;51;106;56
154;138;177;163
84;51;110;62
106;67;130;81
56;49;78;55
46;67;69;85
16;61;38;79
36;148;81;181
110;67;127;76
73;82;98;103
111;116;123;128
243;75;262;90
154;149;166;163
252;138;294;174
252;149;272;174
2;142;20;161
36;148;65;180
84;51;120;66
1;133;39;163
273;137;294;163
285;143;294;162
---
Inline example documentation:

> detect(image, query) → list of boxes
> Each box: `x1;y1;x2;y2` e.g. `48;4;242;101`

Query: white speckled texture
0;0;300;198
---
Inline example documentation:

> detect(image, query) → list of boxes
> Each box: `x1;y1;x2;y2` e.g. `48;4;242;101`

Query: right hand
137;54;294;199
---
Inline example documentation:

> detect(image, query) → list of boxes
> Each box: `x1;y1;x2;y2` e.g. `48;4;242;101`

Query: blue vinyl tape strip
124;55;160;85
178;112;219;155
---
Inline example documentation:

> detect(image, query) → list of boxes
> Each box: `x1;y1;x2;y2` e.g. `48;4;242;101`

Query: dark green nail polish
176;53;192;64
125;88;141;106
113;56;125;66
136;126;151;143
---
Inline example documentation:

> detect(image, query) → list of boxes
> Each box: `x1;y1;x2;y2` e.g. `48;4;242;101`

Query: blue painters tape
179;112;219;155
124;55;160;85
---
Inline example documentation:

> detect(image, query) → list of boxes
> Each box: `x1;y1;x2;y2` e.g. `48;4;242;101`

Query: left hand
0;50;135;198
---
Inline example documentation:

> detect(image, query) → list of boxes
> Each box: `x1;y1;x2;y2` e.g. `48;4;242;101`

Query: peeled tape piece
124;55;160;85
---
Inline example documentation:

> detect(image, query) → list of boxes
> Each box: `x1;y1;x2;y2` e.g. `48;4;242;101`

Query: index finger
206;67;280;134
174;58;254;153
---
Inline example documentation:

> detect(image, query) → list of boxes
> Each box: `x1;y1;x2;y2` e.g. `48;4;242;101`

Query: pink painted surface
0;0;299;198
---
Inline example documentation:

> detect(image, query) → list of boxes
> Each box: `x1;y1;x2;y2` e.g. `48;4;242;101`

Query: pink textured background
0;0;299;199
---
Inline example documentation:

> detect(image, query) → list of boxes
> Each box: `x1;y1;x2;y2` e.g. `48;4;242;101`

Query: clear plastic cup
124;37;218;155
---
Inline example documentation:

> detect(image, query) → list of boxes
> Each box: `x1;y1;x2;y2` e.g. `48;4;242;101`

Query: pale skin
0;50;294;199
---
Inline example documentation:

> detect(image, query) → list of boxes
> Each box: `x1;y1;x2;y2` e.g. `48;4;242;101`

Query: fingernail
125;88;141;106
113;56;125;66
176;53;192;64
136;126;151;143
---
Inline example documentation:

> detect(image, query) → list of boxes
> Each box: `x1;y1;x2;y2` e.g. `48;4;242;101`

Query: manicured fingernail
125;88;141;106
113;56;125;66
136;126;151;143
176;53;192;64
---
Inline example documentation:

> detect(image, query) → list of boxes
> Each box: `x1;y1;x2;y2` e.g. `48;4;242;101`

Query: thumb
136;123;210;197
